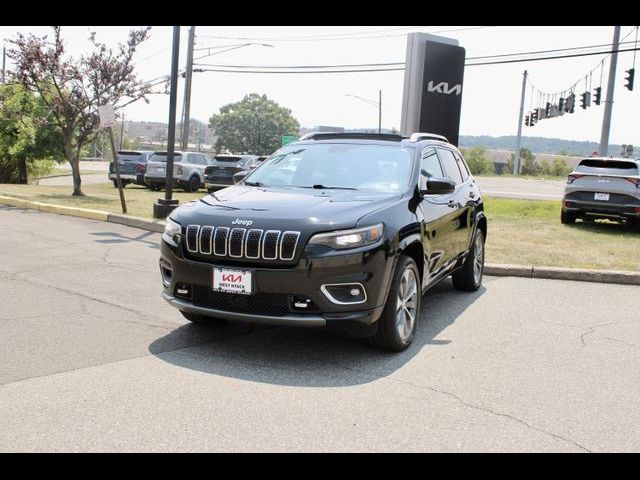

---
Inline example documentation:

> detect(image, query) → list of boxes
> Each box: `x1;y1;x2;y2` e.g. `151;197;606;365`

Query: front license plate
157;167;165;174
594;193;610;201
213;267;252;295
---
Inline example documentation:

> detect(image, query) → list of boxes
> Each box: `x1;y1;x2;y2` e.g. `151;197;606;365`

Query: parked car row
108;151;268;192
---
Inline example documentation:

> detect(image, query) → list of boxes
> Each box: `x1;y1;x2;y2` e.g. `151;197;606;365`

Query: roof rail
298;132;405;142
409;132;449;143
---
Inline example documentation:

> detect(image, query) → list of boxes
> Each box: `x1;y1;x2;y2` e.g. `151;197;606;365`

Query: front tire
369;256;421;352
452;229;485;292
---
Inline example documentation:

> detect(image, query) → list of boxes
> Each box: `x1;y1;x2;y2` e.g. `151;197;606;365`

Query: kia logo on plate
222;274;242;283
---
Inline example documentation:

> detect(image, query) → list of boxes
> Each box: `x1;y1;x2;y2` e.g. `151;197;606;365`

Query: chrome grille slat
229;228;246;258
186;225;299;261
199;226;214;255
214;227;229;256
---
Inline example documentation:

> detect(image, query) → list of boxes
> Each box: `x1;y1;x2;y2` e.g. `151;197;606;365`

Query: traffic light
580;91;591;109
545;102;551;117
531;109;538;125
558;97;565;112
593;87;601;105
565;93;575;113
625;68;635;91
524;114;530;126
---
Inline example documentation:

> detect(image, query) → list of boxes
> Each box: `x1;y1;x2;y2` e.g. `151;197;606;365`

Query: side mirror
421;176;456;195
233;170;249;184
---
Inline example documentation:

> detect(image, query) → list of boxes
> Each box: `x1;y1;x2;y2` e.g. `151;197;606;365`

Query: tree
508;148;538;175
8;26;151;195
460;146;493;175
209;94;300;155
0;83;63;183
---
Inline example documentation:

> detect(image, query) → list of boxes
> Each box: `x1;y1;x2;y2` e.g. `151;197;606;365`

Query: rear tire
185;176;201;192
149;184;161;192
369;256;421;352
180;311;225;325
452;230;485;292
561;210;577;224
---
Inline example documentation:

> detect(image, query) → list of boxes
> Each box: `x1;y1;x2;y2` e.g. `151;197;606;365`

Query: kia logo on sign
426;80;462;96
232;218;253;226
222;274;242;283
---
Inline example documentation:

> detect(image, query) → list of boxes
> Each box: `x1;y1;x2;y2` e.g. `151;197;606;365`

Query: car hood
171;184;402;232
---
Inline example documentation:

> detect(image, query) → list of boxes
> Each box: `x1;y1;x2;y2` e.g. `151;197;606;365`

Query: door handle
468;191;476;198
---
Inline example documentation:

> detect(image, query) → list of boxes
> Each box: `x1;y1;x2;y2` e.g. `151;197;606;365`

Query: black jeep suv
159;132;486;351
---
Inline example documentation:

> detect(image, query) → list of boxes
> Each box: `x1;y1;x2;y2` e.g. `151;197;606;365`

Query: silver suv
144;151;214;192
562;157;640;228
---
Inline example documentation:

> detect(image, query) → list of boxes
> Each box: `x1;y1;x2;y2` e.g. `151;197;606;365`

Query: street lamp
345;90;382;133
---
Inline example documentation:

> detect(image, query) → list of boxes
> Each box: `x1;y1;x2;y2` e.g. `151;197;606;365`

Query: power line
196;26;496;42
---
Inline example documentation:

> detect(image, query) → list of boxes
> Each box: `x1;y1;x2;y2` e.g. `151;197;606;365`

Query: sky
2;25;640;145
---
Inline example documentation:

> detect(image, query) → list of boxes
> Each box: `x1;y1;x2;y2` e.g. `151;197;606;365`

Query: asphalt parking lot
1;205;639;452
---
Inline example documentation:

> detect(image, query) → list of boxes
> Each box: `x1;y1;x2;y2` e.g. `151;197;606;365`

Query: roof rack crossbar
299;132;405;142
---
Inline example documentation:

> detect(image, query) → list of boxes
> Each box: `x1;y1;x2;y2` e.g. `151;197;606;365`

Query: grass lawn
1;181;638;271
483;197;640;271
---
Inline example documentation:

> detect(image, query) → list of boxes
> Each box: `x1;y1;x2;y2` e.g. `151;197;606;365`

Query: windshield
245;143;415;192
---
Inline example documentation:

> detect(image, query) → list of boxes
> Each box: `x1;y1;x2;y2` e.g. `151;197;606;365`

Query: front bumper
159;238;394;330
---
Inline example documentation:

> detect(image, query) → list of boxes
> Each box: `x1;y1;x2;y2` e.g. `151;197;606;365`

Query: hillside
458;135;621;157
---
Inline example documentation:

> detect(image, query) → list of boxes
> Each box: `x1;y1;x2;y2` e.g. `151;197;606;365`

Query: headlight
162;218;182;247
308;223;384;250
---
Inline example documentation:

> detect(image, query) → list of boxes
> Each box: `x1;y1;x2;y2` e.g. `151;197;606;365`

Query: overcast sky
3;26;639;145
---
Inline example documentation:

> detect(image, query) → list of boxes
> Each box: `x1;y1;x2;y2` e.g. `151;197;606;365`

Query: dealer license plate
594;193;609;201
213;267;252;295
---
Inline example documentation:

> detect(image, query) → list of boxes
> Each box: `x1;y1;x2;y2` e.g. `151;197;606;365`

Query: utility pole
378;90;382;133
599;25;621;157
513;70;528;175
2;45;6;84
153;26;181;219
181;26;196;151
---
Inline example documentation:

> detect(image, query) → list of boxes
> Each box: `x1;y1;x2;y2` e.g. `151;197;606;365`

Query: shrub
460;146;494;175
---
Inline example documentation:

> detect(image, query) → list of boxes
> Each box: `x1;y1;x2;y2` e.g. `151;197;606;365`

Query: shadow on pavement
91;230;159;249
148;278;486;387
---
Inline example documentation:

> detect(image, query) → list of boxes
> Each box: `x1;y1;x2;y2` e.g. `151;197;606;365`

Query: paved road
37;161;110;186
1;206;638;452
476;176;565;200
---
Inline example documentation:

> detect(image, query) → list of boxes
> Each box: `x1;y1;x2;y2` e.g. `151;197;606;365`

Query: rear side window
437;148;463;185
453;151;470;182
576;159;639;176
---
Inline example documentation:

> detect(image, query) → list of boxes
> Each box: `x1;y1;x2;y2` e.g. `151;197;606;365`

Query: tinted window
191;154;206;165
437;148;463;185
420;147;443;178
576;159;639;176
149;153;183;163
214;155;242;163
453;151;470;182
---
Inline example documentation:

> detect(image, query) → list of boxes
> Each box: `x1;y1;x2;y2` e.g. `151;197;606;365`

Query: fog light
174;283;192;299
321;283;367;305
159;261;173;287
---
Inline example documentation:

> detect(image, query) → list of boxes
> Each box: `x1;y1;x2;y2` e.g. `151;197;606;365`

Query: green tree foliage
8;26;151;195
509;148;539;175
460;146;494;175
209;94;300;156
0;83;63;183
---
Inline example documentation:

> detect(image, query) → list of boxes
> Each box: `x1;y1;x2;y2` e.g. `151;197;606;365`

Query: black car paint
160;138;485;329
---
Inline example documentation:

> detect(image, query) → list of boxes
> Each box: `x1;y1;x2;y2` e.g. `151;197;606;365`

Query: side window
420;147;444;183
193;154;206;165
453;151;470;182
436;148;464;185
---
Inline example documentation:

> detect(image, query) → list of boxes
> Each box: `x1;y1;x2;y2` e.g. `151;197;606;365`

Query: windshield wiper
244;181;265;187
292;184;358;190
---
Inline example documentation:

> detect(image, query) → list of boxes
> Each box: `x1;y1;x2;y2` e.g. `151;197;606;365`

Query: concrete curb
485;263;640;286
1;196;638;286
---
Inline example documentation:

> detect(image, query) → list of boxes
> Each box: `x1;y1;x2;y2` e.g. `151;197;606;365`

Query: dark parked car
204;154;261;191
562;157;640;227
108;150;154;187
160;132;486;351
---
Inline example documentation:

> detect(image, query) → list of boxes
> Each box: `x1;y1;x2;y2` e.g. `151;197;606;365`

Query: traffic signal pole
599;26;621;157
513;70;528;175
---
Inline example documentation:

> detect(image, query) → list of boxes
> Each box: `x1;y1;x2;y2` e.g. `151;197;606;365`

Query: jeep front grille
186;225;300;262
